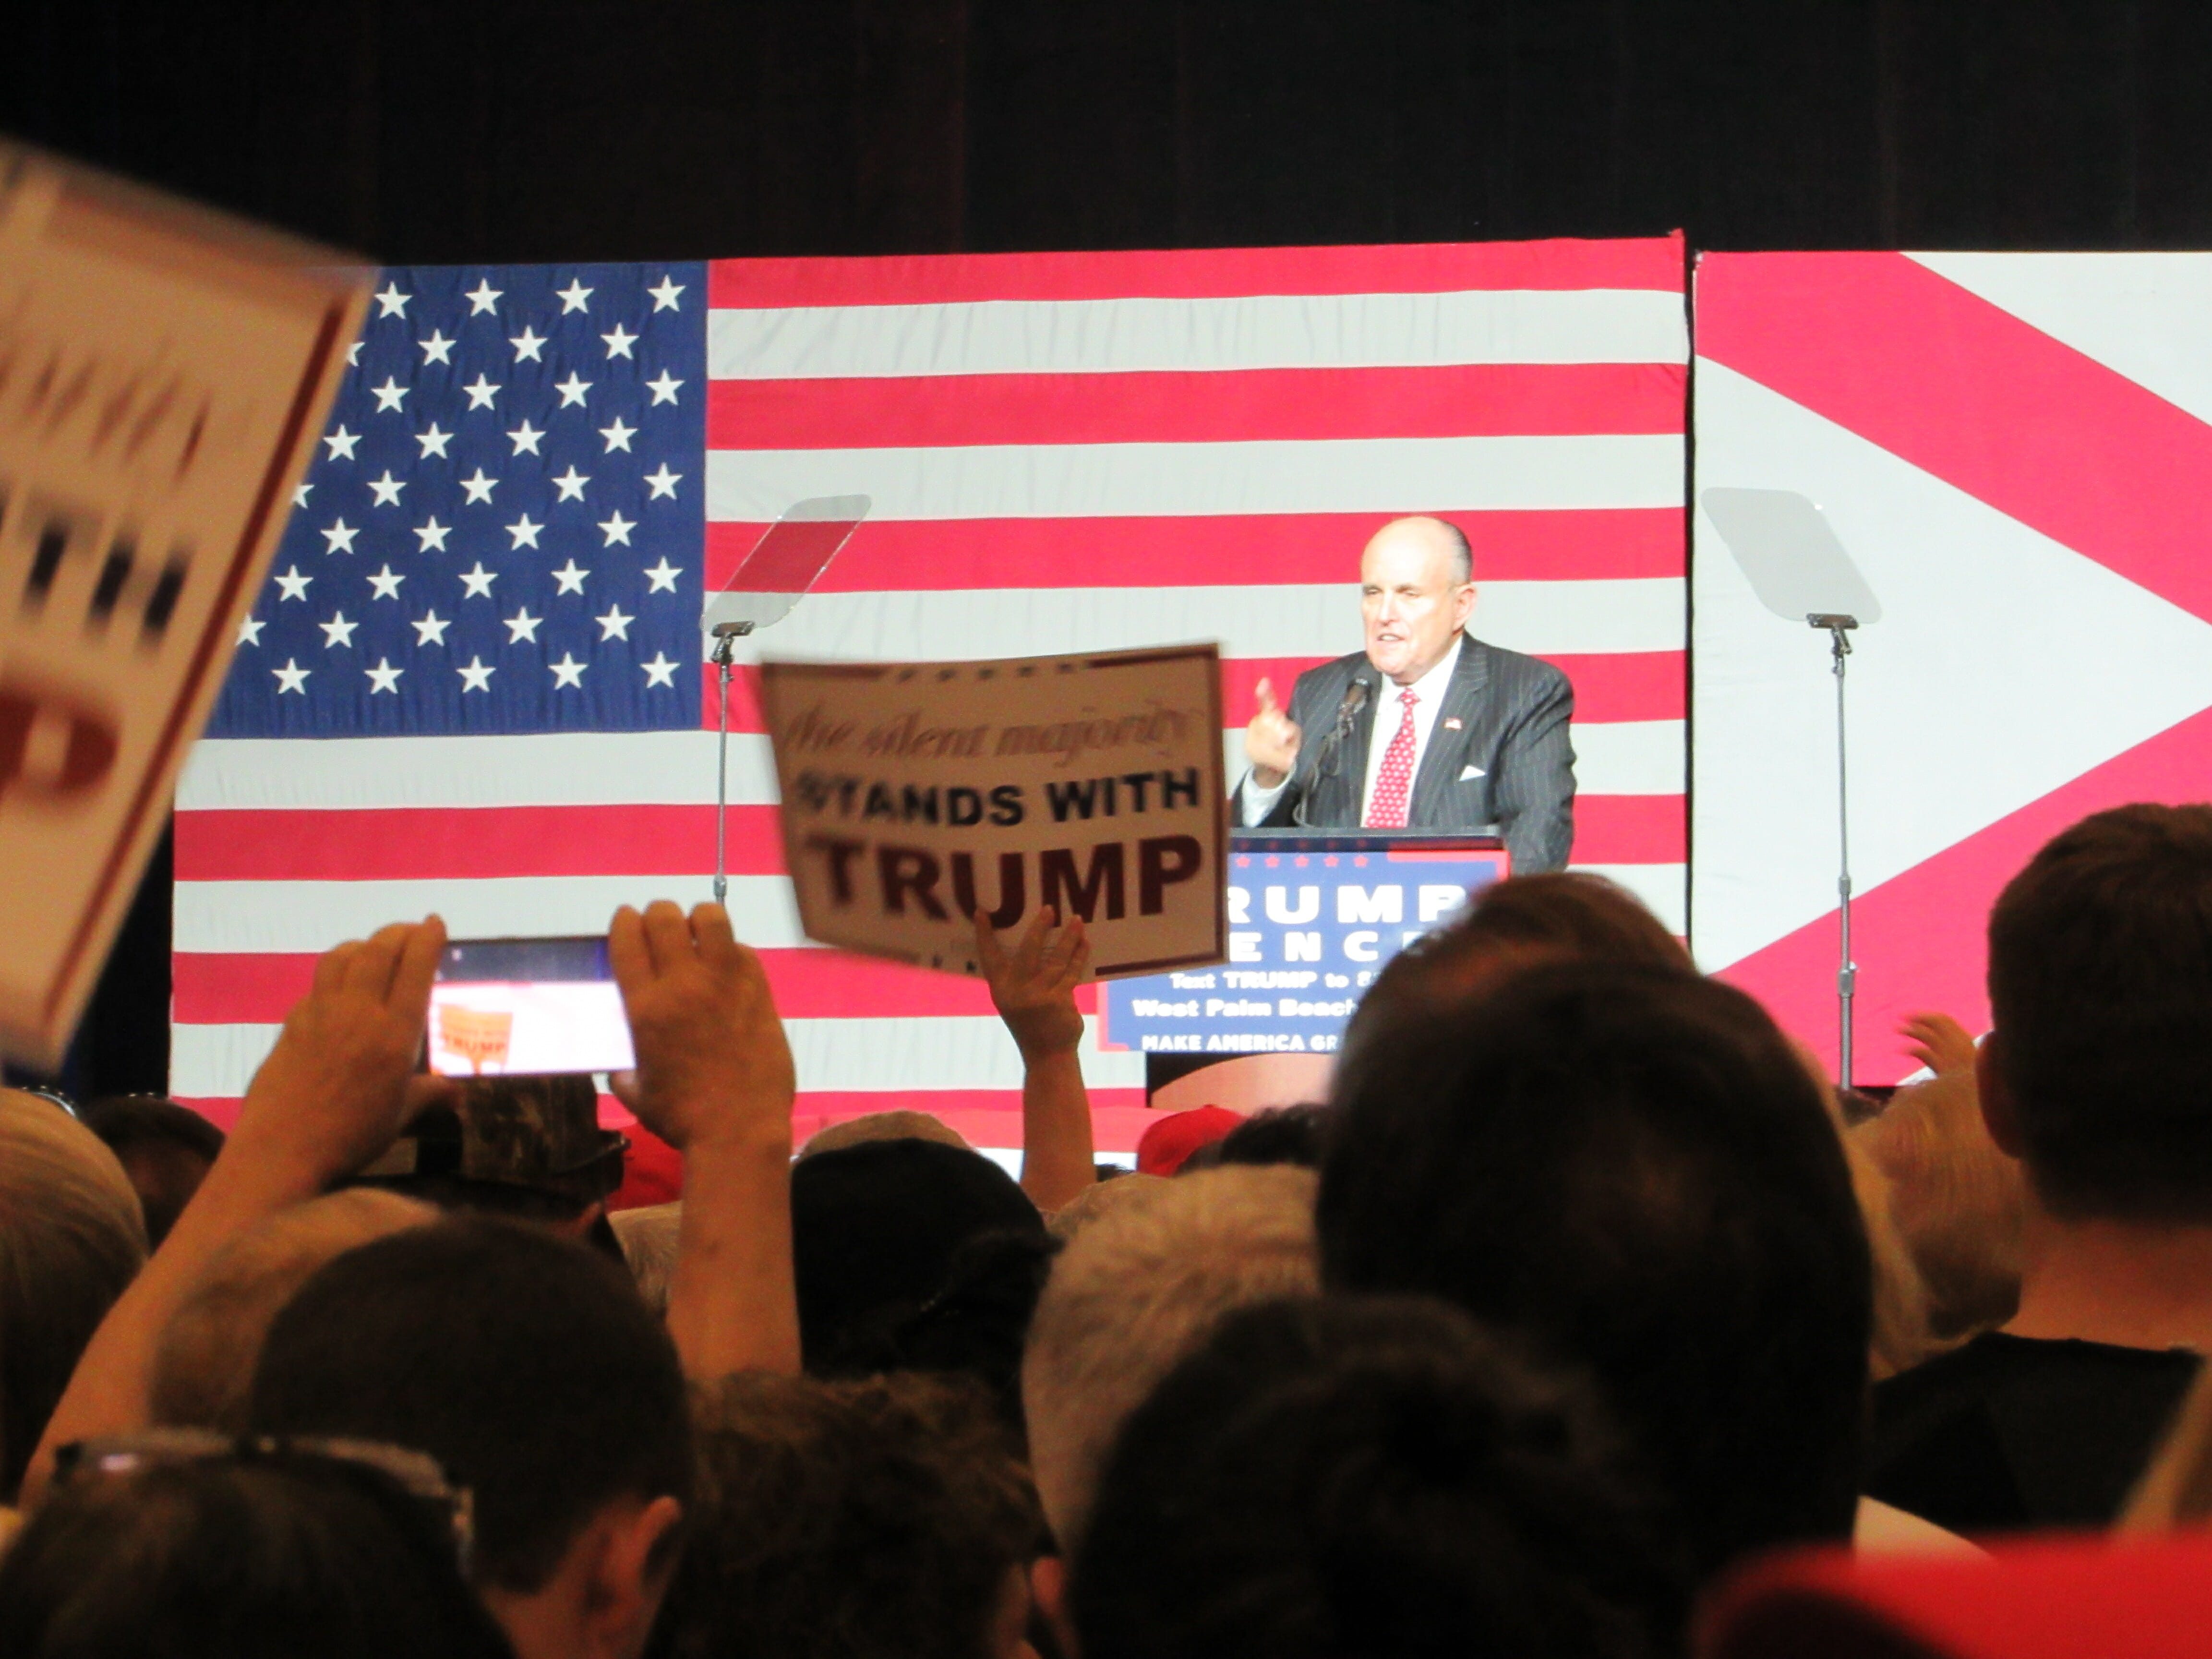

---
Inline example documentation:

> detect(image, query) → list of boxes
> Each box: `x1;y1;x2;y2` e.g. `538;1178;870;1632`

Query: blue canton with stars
211;263;707;736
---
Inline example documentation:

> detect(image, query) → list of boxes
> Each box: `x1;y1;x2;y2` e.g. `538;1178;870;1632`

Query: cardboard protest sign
0;144;370;1066
761;645;1226;978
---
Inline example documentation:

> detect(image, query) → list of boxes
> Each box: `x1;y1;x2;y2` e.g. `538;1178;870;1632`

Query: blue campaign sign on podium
1099;830;1508;1058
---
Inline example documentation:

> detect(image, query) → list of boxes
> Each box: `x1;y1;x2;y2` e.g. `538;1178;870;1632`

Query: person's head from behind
1022;1163;1320;1560
77;1094;225;1246
151;1188;435;1432
1983;803;2212;1222
791;1138;1049;1429
1183;1102;1329;1171
1346;871;1690;1052
0;1089;148;1503
655;1370;1044;1659
248;1214;690;1659
1070;1294;1687;1659
0;1439;511;1659
1319;962;1871;1581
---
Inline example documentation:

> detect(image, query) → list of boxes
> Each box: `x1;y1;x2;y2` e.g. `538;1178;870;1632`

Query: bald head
1360;517;1477;686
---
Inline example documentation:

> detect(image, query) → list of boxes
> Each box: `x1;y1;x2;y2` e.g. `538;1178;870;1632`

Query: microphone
1293;673;1374;827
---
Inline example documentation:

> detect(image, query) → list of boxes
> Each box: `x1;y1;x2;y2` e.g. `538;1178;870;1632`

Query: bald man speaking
1236;516;1576;872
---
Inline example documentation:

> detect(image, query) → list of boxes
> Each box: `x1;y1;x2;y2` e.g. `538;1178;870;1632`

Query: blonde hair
0;1090;148;1500
800;1111;971;1158
1022;1164;1320;1552
150;1188;434;1432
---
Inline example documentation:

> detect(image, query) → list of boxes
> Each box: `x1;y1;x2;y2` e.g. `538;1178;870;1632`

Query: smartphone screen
427;936;636;1077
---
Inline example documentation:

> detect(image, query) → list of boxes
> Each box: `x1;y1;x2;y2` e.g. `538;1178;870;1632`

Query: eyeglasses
56;1429;475;1577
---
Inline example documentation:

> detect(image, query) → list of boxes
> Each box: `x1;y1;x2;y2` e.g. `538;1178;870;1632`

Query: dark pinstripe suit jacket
1236;634;1577;873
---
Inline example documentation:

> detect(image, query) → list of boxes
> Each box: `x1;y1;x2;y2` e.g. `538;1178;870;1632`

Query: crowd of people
6;801;2212;1656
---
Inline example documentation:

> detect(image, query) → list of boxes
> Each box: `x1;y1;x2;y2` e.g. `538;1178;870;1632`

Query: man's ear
1030;1555;1079;1659
1452;582;1478;630
1976;1034;2026;1159
580;1494;685;1659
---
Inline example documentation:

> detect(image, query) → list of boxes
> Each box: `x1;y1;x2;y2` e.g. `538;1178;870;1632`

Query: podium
1098;828;1508;1065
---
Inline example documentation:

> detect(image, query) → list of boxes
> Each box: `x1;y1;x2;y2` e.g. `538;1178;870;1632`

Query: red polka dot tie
1365;687;1419;828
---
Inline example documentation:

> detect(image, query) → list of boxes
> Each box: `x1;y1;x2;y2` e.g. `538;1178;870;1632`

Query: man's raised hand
230;916;448;1193
610;900;795;1154
977;905;1089;1060
1246;676;1302;789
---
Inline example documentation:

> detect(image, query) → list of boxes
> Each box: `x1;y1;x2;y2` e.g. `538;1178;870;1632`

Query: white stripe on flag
1569;864;1686;935
705;436;1682;520
182;718;1681;813
707;290;1688;379
171;1013;1149;1101
175;874;801;954
715;580;1684;663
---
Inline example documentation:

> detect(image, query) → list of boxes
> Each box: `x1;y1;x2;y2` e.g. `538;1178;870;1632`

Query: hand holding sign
1246;676;1302;789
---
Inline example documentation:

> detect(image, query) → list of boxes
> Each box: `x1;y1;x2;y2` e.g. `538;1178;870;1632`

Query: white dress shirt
1239;634;1464;826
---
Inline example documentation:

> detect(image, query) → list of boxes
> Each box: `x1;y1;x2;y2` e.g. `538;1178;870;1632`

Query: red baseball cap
1702;1531;2212;1659
1136;1106;1244;1176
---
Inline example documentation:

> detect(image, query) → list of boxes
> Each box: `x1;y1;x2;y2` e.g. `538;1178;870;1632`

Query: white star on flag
460;469;498;504
511;326;547;361
645;370;683;405
371;377;408;412
366;658;405;693
292;481;313;508
319;611;359;649
415;517;451;553
644;558;681;592
237;615;265;646
555;373;591;407
641;652;679;686
459;563;498;598
273;658;311;693
274;566;313;601
373;282;409;317
647;275;684;311
599;511;635;545
550;653;588;687
643;464;681;499
506;515;543;550
552;467;589;501
412;610;452;646
420;330;456;365
552;560;590;594
597;605;633;640
367;471;406;506
505;607;542;643
508;420;545;456
367;565;405;600
416;423;453;458
556;278;593;313
602;324;637;358
324;426;361;461
600;418;635;452
462;374;501;409
465;278;503;314
457;656;495;692
321;519;360;554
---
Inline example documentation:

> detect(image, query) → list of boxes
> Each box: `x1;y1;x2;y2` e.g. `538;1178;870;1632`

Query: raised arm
24;916;447;1505
977;905;1096;1213
611;900;801;1380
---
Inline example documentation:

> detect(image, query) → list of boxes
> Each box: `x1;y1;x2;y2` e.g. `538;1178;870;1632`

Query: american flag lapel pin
1443;716;1463;731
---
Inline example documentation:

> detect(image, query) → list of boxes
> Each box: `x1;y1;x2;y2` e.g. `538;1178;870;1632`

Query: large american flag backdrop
172;237;1690;1155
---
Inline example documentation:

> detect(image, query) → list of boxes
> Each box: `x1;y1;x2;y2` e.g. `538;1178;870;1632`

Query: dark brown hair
1987;803;2212;1220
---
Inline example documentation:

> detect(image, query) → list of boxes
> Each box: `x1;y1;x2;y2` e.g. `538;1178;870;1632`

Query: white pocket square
1459;765;1485;781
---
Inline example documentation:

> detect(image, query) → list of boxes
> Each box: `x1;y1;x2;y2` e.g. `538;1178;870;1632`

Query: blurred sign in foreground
0;142;369;1066
761;644;1227;978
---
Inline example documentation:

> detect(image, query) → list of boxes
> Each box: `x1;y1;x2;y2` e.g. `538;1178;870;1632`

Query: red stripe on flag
1716;703;2212;1082
1697;251;2212;626
706;510;1684;593
709;237;1686;309
707;363;1686;450
174;946;1106;1025
174;1092;1160;1152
